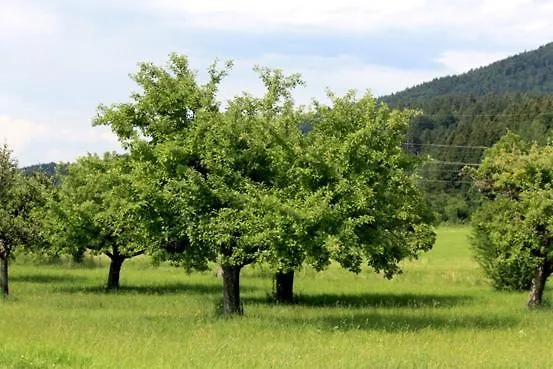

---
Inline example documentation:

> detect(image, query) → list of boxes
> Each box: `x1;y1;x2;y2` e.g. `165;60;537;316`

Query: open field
1;226;552;368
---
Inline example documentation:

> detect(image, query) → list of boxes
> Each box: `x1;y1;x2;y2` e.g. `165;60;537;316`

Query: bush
471;226;534;291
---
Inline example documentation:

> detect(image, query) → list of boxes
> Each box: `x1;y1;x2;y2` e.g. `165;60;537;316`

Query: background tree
0;144;50;297
382;41;553;224
472;132;553;307
43;153;150;290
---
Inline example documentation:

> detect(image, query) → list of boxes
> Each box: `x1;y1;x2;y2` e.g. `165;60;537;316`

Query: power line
410;113;553;119
403;143;490;149
417;169;468;173
427;160;480;166
417;179;473;184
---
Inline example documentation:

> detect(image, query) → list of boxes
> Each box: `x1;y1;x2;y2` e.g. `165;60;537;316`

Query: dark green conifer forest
381;43;553;221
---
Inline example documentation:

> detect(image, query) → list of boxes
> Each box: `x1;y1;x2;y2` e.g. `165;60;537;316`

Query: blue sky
2;0;553;166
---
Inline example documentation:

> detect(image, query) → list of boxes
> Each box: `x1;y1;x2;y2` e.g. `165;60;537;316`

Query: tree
94;55;307;313
302;92;436;278
264;91;438;302
471;132;553;307
43;153;150;290
0;144;49;297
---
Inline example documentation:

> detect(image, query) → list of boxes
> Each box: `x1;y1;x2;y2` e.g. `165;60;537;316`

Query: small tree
471;208;534;291
44;153;150;290
0;144;49;297
472;132;553;307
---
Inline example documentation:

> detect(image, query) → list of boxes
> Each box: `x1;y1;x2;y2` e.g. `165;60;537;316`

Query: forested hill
22;162;57;177
382;42;553;106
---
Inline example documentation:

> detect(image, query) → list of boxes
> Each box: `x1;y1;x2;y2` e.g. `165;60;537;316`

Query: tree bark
222;264;243;315
274;270;295;303
0;255;8;298
106;255;125;291
528;261;551;308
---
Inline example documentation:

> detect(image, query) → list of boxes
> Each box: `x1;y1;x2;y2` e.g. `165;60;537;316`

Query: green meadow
1;226;552;368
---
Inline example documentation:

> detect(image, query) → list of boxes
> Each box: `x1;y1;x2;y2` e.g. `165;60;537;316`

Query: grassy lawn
2;226;552;368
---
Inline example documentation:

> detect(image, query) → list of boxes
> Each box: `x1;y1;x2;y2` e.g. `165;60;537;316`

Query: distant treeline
22;162;57;177
23;162;68;182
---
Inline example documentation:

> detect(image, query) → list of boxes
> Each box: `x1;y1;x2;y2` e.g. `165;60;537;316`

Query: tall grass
1;226;552;368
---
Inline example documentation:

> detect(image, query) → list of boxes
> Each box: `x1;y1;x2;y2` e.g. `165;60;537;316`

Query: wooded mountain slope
22;162;57;177
382;42;553;106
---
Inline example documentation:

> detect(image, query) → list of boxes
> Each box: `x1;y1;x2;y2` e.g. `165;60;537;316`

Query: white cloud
126;0;553;45
140;0;426;32
0;110;121;166
0;116;49;153
0;94;18;112
0;1;59;38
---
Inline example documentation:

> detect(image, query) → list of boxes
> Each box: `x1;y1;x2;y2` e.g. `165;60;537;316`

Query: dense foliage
380;42;553;223
22;162;57;177
0;145;50;296
94;54;436;314
471;133;553;307
42;153;151;290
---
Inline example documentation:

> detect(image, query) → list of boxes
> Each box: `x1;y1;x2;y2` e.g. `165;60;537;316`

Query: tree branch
124;249;146;259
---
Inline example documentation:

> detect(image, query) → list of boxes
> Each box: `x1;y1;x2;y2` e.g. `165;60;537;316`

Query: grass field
1;226;552;368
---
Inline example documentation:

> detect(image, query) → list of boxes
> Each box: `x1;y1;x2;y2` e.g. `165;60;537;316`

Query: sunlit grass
2;226;552;368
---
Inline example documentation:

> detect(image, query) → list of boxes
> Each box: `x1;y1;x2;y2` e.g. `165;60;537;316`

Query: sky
1;0;553;166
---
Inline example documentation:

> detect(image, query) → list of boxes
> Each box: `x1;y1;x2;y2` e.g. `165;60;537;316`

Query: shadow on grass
55;282;258;295
11;273;88;284
271;311;517;332
245;292;474;309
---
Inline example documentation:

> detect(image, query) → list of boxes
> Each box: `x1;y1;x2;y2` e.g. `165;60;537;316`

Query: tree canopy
0;144;50;297
471;132;553;307
42;153;151;290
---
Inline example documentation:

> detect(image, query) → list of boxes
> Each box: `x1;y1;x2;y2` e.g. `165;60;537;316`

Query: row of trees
0;54;436;315
4;54;553;310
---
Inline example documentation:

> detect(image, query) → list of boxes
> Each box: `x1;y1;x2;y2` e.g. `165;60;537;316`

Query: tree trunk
106;255;125;291
528;261;551;308
222;265;243;315
0;255;8;298
274;270;295;303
